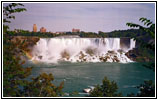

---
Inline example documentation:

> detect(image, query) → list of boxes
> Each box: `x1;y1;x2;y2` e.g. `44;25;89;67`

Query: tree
126;17;155;51
137;80;155;97
3;3;27;33
126;18;155;97
3;3;64;97
127;80;155;97
126;17;155;71
3;34;32;97
23;73;64;97
89;77;122;97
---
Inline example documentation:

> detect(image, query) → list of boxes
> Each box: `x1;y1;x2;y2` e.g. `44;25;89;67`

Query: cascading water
31;38;136;63
130;39;136;50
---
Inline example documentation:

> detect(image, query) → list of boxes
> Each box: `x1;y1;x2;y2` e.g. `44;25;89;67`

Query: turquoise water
24;61;155;97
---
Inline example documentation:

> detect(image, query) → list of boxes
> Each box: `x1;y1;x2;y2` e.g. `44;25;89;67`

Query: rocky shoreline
125;48;153;62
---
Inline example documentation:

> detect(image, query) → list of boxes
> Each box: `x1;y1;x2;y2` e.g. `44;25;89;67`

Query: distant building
40;27;46;33
33;24;37;32
72;28;80;33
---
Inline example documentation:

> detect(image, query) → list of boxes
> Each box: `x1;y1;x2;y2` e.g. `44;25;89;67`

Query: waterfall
31;38;136;63
130;38;136;50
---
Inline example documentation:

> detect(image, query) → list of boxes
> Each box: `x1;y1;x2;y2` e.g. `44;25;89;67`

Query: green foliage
3;34;64;97
3;3;26;33
3;34;32;97
106;29;144;38
127;80;155;97
127;17;155;38
89;77;122;97
98;31;108;37
6;28;150;39
6;31;60;38
126;17;155;70
23;73;64;97
3;3;26;23
3;3;64;97
126;18;155;97
137;80;155;97
126;17;155;51
79;31;101;38
78;29;149;38
3;25;9;33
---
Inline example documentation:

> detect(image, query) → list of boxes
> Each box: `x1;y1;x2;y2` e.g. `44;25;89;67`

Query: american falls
31;38;136;63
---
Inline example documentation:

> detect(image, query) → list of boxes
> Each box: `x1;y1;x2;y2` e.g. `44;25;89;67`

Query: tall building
72;28;80;33
40;27;46;33
33;24;37;32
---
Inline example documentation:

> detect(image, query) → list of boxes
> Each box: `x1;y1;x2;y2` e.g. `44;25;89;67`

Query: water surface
24;61;155;96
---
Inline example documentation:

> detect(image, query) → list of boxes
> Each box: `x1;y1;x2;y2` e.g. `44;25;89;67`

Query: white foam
31;38;136;63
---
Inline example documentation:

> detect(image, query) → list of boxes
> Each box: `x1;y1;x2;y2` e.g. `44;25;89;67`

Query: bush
89;77;122;97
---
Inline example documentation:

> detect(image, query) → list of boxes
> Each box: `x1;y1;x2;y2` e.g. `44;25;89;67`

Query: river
23;61;155;97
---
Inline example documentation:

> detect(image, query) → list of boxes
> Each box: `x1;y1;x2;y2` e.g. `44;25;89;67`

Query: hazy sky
4;3;155;33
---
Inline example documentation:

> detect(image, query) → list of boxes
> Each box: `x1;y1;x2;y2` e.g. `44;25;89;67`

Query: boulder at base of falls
61;50;70;60
99;56;110;62
79;51;86;60
113;56;120;62
107;51;117;56
108;50;116;54
38;56;43;59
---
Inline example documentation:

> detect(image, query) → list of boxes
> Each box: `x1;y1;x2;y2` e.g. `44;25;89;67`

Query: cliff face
125;48;154;62
11;36;39;47
11;36;40;60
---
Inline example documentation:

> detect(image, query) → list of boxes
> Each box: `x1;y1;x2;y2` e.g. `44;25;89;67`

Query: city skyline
32;24;81;33
4;3;155;32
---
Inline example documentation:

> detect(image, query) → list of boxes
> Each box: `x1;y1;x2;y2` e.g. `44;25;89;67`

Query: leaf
139;17;147;22
144;20;150;25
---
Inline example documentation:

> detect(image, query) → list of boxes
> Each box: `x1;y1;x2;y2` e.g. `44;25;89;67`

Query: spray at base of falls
31;38;136;63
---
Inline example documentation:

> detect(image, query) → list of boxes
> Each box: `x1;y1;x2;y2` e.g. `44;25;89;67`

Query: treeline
106;29;147;38
65;29;148;38
6;31;61;38
7;28;148;38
